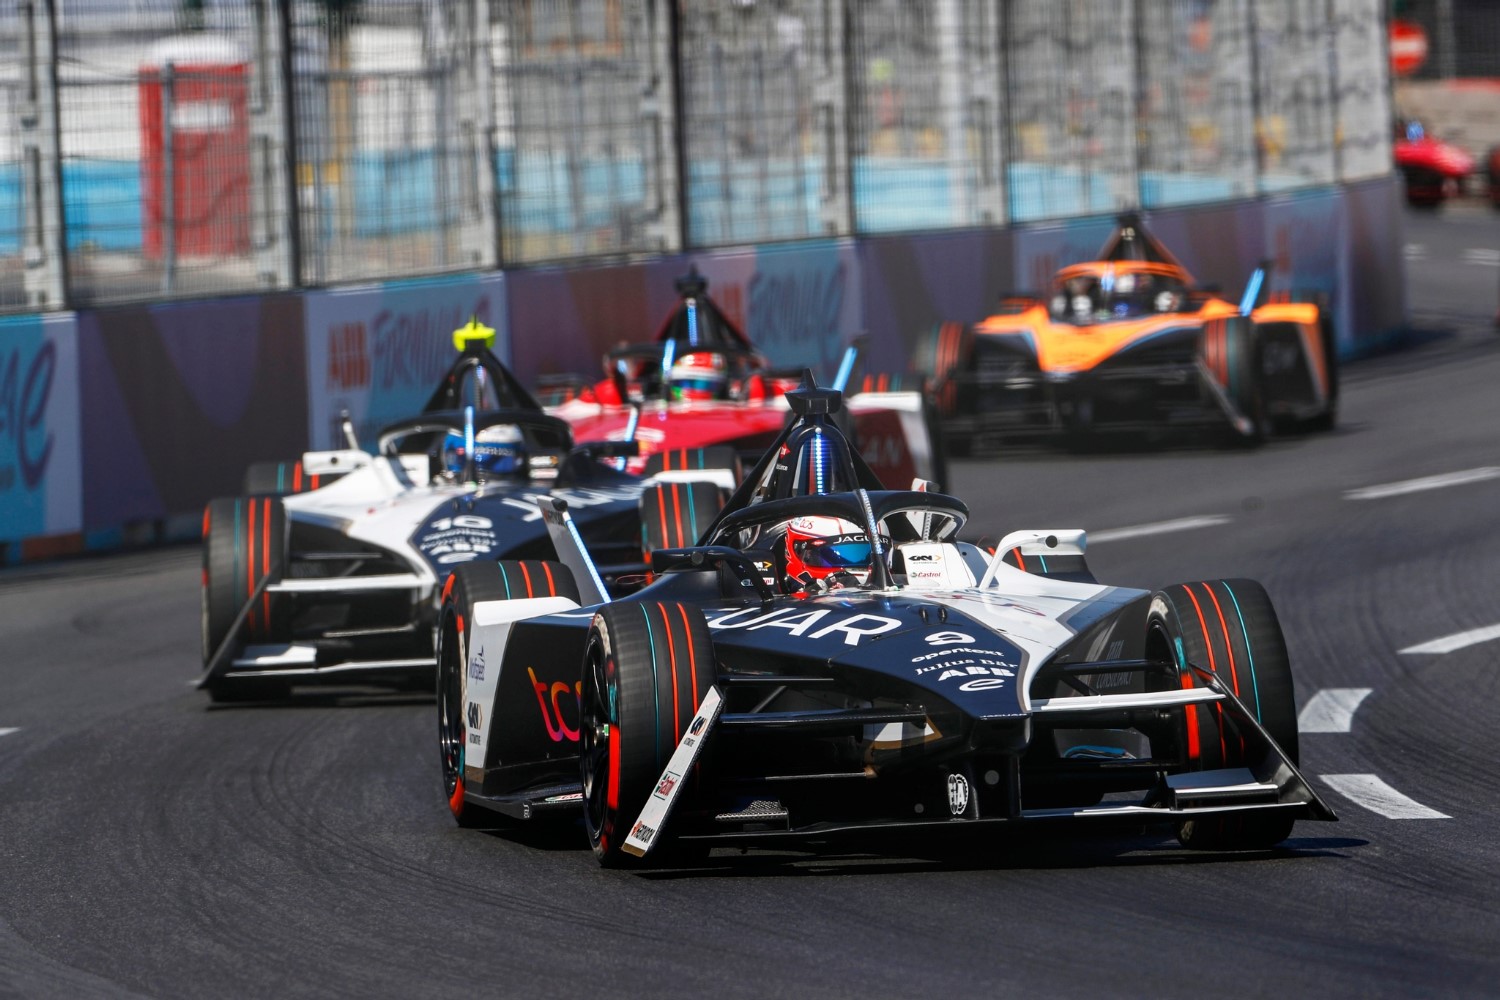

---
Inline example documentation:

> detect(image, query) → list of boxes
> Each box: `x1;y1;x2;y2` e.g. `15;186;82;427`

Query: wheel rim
438;619;465;810
580;633;614;845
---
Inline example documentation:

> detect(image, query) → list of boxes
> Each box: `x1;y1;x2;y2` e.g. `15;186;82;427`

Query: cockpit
1049;264;1190;325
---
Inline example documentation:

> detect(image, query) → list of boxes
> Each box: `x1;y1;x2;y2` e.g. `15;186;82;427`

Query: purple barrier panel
0;314;81;543
78;294;307;530
508;243;862;387
506;261;657;385
1140;201;1268;295
304;274;507;450
692;241;861;379
1009;216;1118;298
857;229;1014;375
1341;175;1407;356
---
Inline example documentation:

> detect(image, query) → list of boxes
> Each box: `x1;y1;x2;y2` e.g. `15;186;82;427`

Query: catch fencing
0;0;1391;312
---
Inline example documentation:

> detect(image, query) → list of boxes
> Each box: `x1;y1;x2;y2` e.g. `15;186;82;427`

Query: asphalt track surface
2;206;1498;998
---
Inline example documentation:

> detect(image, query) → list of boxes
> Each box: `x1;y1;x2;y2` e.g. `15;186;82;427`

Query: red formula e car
1394;118;1477;209
915;216;1339;451
543;269;945;489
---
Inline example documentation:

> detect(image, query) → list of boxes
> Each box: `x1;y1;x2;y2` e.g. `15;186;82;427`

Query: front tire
437;560;580;827
201;497;291;703
1148;579;1299;849
580;602;716;866
1213;317;1268;447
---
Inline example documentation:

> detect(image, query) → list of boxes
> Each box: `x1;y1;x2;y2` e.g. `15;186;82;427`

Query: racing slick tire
1286;292;1339;433
1148;579;1300;850
639;480;725;558
913;321;973;418
201;496;292;703
437;560;580;828
243;459;345;495
642;445;743;486
1485;145;1500;211
580;601;716;866
1209;316;1269;448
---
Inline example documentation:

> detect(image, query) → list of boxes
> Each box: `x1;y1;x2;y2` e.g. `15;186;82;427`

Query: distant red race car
541;270;945;494
1394;119;1477;208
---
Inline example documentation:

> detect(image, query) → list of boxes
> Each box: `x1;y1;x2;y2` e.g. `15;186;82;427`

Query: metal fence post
276;0;303;287
462;0;499;269
161;60;177;295
1247;0;1265;193
936;0;973;226
814;0;853;235
20;0;68;310
251;0;294;287
643;0;683;253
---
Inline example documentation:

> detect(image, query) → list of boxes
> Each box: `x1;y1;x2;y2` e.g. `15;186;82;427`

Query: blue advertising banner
0;314;81;541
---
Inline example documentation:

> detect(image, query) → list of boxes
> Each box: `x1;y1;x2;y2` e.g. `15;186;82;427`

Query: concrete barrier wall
0;176;1405;564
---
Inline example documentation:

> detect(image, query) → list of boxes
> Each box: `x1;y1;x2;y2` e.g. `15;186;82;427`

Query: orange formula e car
915;216;1338;451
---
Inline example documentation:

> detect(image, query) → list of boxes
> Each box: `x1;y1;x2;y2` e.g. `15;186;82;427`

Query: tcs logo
528;667;583;743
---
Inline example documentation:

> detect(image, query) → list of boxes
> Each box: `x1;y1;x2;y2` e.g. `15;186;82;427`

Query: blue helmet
442;424;527;482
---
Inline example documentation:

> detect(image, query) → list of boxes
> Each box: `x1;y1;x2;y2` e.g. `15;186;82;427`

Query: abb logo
327;322;370;390
528;667;583;743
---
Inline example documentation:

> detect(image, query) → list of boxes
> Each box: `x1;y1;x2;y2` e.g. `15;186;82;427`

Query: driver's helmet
441;424;527;482
668;350;728;401
783;515;885;589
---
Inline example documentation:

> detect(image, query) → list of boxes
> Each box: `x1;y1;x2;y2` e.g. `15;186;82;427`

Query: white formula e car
197;323;738;702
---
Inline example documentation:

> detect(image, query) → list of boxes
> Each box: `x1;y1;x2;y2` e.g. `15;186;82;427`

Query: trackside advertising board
0;313;81;541
304;274;509;450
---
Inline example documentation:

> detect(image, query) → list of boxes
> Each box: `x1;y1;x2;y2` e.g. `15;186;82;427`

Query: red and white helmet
783;515;885;589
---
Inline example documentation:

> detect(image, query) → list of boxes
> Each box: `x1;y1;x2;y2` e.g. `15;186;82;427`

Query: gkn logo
467;701;483;730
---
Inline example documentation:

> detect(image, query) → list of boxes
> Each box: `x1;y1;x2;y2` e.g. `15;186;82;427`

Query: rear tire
1148;580;1299;850
437;560;579;827
639;481;725;559
201;497;291;703
244;459;344;495
913;322;973;417
642;445;743;485
580;601;716;866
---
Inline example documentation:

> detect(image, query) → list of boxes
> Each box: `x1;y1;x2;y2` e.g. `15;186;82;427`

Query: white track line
1319;774;1450;819
1403;243;1426;259
1298;688;1373;733
1399;623;1500;655
1344;466;1500;501
1461;248;1500;267
1087;515;1231;544
0;728;18;738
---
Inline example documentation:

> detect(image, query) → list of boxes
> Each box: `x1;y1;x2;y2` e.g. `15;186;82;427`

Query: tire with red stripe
1204;316;1268;447
201;496;291;702
639;480;724;558
244;460;345;496
580;601;716;866
912;321;973;417
1148;579;1299;850
642;445;742;485
437;559;580;827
